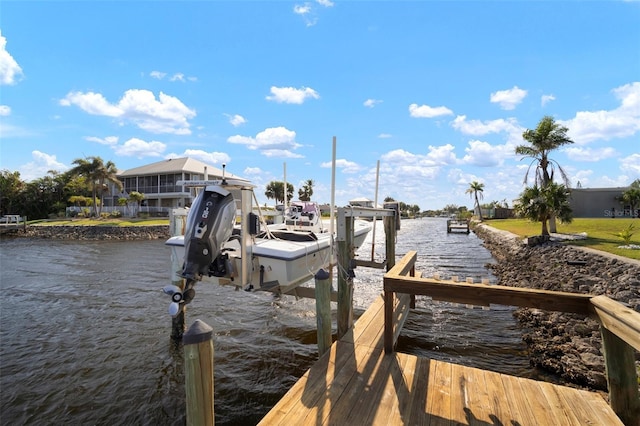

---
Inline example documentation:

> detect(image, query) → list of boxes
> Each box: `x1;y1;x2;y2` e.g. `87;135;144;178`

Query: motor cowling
181;185;236;280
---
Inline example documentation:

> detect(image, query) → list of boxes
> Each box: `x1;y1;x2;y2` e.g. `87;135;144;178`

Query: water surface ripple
1;218;536;425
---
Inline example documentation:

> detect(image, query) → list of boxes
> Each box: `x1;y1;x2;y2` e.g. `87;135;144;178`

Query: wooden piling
591;294;640;425
337;213;354;338
170;208;188;339
383;215;396;272
315;269;332;356
183;319;215;426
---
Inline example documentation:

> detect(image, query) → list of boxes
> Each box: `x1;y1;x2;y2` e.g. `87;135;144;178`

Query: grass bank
485;218;640;260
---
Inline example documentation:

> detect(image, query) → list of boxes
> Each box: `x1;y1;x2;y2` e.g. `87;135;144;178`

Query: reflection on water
0;218;535;425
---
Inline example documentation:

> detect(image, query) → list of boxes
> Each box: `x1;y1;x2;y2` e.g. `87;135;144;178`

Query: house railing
383;250;640;426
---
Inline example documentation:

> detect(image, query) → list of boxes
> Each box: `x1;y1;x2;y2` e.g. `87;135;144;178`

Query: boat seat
258;230;318;242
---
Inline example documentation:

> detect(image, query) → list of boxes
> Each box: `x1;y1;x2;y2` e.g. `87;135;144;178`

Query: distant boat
164;179;371;314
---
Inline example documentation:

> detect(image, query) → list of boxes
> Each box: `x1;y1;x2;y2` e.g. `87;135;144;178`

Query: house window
159;173;182;193
138;175;159;194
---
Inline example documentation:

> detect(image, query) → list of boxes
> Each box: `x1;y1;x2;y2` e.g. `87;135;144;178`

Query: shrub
613;223;635;245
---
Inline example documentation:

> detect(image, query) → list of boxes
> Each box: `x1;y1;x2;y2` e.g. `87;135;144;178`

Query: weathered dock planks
259;294;623;426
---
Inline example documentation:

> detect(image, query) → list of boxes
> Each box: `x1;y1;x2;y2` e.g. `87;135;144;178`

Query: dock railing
383;250;640;426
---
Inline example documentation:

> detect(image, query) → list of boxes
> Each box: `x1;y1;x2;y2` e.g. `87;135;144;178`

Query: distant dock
446;218;470;233
0;216;27;235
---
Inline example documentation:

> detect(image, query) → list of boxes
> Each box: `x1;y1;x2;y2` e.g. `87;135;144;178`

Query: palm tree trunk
549;214;557;233
541;218;550;236
475;193;483;221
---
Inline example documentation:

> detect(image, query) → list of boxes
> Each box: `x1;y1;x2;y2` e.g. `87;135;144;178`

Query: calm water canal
1;218;536;425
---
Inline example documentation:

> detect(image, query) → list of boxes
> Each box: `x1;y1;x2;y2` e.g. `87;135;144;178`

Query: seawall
473;222;640;391
20;225;170;240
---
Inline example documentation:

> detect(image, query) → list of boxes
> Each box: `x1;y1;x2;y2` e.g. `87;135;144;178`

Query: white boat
164;178;371;312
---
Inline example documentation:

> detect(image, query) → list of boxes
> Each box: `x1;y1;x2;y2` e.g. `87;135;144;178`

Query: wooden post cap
315;269;330;281
183;319;213;345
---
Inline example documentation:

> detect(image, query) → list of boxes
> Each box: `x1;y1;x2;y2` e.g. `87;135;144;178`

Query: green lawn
485;218;640;260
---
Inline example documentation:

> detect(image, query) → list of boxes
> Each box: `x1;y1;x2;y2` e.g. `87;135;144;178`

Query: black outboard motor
181;185;236;281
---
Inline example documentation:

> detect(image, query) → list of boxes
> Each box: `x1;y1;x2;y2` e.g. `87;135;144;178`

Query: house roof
117;157;247;180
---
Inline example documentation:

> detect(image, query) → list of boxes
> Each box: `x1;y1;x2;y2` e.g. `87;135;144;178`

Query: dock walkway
259;294;622;425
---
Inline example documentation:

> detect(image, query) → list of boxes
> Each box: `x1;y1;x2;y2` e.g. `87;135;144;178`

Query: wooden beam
387;250;417;277
354;259;387;269
384;291;394;353
590;295;640;352
600;326;640;426
383;275;592;315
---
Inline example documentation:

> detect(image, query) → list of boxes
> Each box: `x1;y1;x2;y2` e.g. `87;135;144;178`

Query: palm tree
298;179;314;201
516;182;572;236
621;179;640;218
69;156;122;216
95;160;122;216
466;181;485;221
128;191;145;216
265;181;294;204
515;116;574;232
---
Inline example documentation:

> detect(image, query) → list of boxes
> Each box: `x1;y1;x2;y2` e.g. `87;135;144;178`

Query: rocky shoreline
17;225;170;240
473;223;640;391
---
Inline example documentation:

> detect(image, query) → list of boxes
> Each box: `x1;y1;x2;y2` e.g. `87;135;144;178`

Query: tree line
0;156;144;220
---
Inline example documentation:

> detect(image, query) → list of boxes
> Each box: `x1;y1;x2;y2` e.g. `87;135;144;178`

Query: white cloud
266;86;320;104
541;94;556;107
378;133;392;139
227;126;303;158
294;4;312;15
380;149;442;181
364;99;382;108
620;153;640;176
320;158;362;173
462;140;508;167
408;103;453;118
167;149;231;166
564;146;618;162
149;71;195;82
85;136;119;146
294;0;333;26
243;167;263;176
0;105;10;116
0;31;23;85
451;115;523;141
113;137;166;158
225;113;247;127
19;151;67;182
59;91;121;116
426;144;458;165
490;86;527;110
60;89;196;135
150;71;166;79
562;82;640;144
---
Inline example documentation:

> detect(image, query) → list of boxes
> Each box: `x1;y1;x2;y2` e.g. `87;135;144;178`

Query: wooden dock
259;293;624;425
0;217;27;235
446;219;470;234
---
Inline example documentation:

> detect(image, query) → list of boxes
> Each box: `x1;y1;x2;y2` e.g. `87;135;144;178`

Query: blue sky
1;1;639;209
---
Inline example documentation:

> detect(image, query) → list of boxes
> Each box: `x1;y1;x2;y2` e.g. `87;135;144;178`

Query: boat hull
166;220;371;294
